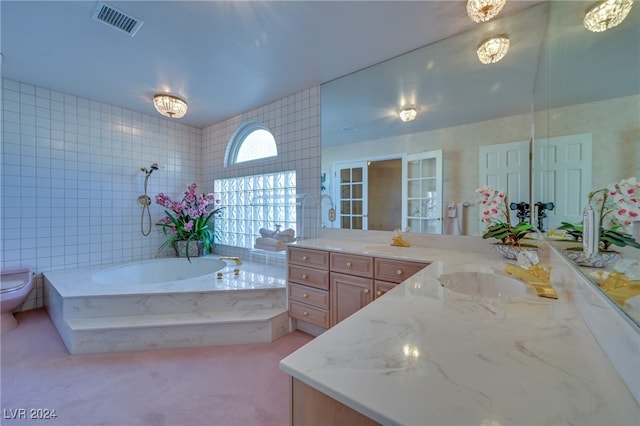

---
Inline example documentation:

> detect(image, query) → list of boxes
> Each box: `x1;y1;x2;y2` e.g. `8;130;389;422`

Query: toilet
1;267;34;333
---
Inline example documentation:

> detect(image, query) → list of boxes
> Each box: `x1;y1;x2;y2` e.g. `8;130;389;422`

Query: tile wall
1;78;321;311
201;86;321;241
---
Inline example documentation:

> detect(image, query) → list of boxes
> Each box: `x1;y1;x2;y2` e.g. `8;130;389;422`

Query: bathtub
43;256;289;354
43;256;286;298
92;257;227;285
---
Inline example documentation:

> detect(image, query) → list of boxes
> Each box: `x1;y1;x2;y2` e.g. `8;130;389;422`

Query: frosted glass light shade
466;0;507;23
584;0;633;32
153;94;188;118
477;35;510;64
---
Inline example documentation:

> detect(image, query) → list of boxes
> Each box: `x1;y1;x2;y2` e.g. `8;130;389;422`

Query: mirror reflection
321;1;639;324
322;2;548;235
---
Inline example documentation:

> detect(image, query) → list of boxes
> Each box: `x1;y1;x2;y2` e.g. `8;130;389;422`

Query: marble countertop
280;235;640;425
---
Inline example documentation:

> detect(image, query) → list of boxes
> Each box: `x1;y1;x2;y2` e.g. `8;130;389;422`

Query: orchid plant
476;185;533;245
155;183;224;259
558;177;640;251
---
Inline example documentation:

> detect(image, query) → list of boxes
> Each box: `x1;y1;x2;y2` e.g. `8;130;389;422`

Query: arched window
225;121;277;166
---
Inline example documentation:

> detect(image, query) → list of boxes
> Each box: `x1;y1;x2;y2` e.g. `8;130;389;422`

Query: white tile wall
201;86;322;241
1;78;321;311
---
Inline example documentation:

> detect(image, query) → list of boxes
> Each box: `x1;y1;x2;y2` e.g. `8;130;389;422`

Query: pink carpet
0;309;313;426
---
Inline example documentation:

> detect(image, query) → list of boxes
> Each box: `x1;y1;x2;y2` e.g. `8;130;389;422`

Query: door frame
332;153;405;230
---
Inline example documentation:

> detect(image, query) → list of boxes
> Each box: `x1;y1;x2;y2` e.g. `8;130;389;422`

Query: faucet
509;202;530;223
534;202;554;232
219;256;242;266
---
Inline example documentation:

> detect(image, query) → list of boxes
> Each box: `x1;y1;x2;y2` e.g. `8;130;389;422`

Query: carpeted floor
0;309;313;426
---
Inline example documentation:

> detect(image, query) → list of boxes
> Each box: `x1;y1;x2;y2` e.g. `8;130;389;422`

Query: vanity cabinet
330;252;374;326
374;258;429;297
288;247;330;333
331;272;374;326
287;246;429;334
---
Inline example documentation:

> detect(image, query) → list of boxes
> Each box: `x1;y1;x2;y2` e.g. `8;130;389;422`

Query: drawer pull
303;293;309;298
396;269;404;275
376;290;383;296
346;262;352;267
303;311;309;316
302;274;309;279
302;255;309;261
363;288;369;294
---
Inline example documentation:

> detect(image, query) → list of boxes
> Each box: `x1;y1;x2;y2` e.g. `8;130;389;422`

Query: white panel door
334;161;368;230
402;150;443;234
479;140;531;226
533;133;592;230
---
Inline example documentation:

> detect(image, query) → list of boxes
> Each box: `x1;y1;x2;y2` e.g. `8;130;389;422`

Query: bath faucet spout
219;256;242;266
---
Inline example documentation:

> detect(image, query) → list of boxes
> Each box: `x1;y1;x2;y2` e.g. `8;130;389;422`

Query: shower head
141;163;160;176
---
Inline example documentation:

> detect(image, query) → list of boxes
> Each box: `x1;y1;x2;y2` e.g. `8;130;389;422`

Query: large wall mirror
321;2;548;235
320;1;639;323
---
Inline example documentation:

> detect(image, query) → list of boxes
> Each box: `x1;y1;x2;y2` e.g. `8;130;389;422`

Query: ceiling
322;1;548;146
1;0;542;129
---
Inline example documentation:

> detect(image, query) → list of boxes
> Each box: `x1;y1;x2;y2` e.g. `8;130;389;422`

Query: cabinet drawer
374;280;398;298
289;283;330;309
330;252;374;278
374;258;429;283
289;300;330;329
288;265;329;290
288;247;329;269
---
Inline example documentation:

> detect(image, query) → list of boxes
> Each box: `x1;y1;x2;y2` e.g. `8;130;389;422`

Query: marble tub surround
44;258;288;354
281;261;639;424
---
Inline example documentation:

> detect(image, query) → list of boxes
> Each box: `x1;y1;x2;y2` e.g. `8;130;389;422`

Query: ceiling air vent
91;2;143;36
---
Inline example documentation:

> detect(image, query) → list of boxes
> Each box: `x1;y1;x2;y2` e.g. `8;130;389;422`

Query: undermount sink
438;272;527;299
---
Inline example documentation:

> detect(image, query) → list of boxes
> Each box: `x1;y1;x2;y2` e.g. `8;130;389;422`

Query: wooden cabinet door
331;273;373;326
374;280;397;298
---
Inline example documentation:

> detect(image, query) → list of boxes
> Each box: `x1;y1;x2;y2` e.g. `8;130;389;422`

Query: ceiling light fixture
584;0;633;32
399;107;417;122
477;35;510;64
466;0;507;23
153;94;188;118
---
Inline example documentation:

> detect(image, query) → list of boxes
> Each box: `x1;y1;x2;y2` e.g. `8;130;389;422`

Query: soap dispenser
582;203;600;257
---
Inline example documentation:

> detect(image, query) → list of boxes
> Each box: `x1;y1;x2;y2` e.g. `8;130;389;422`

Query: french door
402;150;443;234
335;161;368;230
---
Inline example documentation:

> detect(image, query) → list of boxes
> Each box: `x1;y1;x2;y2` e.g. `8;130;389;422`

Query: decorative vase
563;249;621;268
494;243;540;260
173;240;204;258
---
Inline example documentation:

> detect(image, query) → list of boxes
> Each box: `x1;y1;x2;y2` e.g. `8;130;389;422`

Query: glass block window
225;121;278;166
214;171;297;248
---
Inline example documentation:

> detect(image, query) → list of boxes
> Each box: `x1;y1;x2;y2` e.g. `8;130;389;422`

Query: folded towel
273;228;296;242
259;228;277;238
255;237;283;247
447;202;457;218
254;243;285;252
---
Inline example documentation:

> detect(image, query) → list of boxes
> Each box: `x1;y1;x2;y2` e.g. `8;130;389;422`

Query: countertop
280;234;640;425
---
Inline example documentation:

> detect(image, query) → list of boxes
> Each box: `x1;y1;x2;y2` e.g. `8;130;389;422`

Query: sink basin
438;272;527;299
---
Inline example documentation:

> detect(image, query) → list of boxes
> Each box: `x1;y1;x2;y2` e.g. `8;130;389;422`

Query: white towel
254;240;285;252
444;202;464;235
255;237;284;248
259;228;277;238
274;228;296;242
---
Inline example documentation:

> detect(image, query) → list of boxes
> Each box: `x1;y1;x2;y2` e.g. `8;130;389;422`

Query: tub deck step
66;308;287;330
62;308;290;354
